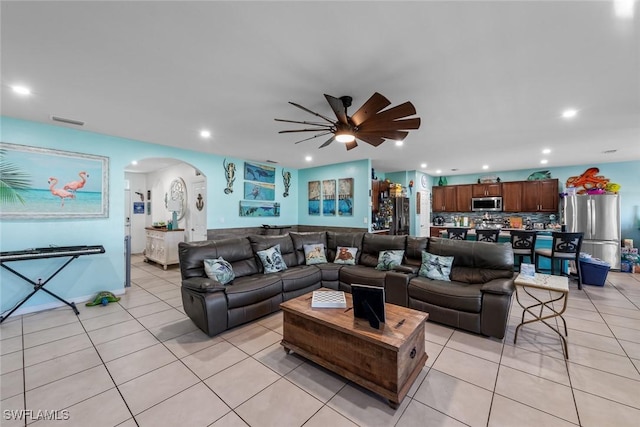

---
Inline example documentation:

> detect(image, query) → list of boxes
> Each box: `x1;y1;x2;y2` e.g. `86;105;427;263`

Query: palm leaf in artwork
0;148;32;205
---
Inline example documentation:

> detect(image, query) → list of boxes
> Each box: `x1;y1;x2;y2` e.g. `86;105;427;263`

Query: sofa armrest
385;271;415;307
182;277;226;293
481;278;515;296
394;265;418;274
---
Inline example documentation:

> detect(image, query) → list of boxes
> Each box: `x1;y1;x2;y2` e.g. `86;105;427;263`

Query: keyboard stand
1;255;82;323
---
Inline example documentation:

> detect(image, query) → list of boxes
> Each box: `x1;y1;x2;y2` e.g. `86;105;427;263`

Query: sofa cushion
203;257;235;285
214;237;261;278
405;236;429;268
224;274;283;309
419;252;453;281
256;244;288;273
375;250;405;271
290;232;328;265
333;246;358;265
303;243;328;265
408;277;483;313
327;232;364;263
278;265;322;293
360;234;407;268
248;234;298;268
339;265;387;288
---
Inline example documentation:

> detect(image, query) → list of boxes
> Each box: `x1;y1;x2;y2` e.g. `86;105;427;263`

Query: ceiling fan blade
289;101;336;124
275;118;333;127
357;118;421;132
370;102;417;122
345;140;358;151
356;134;385;147
279;128;335;133
350;92;391;126
324;94;348;124
357;130;409;141
318;136;335;148
293;131;333;144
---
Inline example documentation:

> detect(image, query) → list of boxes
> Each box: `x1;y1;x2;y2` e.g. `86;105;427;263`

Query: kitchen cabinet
521;179;559;212
472;183;502;197
371;180;390;213
432;186;457;212
502;181;523;212
455;185;473;212
430;226;447;237
145;228;184;269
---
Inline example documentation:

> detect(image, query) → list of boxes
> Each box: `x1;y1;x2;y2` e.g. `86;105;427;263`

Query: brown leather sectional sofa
178;232;515;339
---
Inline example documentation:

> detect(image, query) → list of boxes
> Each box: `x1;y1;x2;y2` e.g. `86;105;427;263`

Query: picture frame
243;181;276;201
239;200;280;217
244;162;276;184
322;179;336;216
338;178;353;216
0;142;109;219
308;181;320;215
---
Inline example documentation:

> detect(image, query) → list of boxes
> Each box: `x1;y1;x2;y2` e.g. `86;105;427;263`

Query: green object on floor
86;291;120;306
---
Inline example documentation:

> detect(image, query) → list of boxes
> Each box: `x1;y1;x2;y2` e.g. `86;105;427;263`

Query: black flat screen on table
351;284;386;329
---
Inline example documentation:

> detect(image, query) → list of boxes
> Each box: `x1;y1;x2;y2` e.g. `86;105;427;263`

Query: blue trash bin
579;257;610;287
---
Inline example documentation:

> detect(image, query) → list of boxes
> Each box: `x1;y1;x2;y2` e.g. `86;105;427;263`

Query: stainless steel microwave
471;197;503;212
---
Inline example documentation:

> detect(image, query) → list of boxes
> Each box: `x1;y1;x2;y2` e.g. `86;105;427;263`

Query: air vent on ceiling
602;149;618;154
266;160;278;164
50;115;84;126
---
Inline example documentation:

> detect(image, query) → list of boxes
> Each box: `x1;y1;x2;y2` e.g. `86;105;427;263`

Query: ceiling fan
275;92;421;150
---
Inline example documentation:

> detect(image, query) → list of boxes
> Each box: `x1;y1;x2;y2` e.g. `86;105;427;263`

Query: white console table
144;228;184;270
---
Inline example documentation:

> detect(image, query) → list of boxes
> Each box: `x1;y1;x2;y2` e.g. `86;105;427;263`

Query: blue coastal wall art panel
323;179;336;216
0;142;108;218
338;178;353;216
244;162;276;183
239;200;280;217
243;181;275;200
308;180;320;215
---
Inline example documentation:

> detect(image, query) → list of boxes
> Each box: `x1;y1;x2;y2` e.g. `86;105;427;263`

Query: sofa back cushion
289;232;328;265
248;234;298;270
360;233;407;268
427;237;514;284
178;238;259;280
405;237;429;268
327;232;364;263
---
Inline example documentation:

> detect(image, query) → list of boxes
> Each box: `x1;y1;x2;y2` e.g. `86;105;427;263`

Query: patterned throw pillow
419;251;454;281
203;257;235;285
303;243;328;265
256;244;288;274
375;250;405;271
333;246;358;265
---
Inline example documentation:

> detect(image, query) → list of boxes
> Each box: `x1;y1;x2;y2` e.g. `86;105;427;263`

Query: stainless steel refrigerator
563;194;620;269
390;197;410;235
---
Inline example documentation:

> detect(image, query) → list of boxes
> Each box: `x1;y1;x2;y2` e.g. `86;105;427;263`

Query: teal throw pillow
203;257;235;285
375;250;405;271
419;251;454;281
333;246;358;265
303;243;328;265
256;244;288;274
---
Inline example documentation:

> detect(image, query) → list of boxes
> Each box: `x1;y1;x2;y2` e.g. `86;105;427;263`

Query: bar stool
535;232;584;289
475;229;500;243
446;228;468;240
510;230;537;271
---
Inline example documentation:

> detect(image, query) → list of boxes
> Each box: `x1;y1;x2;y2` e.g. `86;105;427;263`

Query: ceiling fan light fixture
335;131;356;143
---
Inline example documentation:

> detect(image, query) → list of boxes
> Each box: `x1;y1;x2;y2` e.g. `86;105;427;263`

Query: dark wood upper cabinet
455;185;473;212
521;179;559;212
502;181;523;212
472;183;502;197
432;186;457;212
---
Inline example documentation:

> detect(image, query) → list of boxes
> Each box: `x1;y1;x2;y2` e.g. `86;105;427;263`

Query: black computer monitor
351;284;386;329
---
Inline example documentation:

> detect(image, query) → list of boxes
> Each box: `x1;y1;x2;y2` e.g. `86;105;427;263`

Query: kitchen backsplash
431;212;558;228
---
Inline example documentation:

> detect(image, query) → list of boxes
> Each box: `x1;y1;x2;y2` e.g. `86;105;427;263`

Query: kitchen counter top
439;228;554;239
371;229;391;234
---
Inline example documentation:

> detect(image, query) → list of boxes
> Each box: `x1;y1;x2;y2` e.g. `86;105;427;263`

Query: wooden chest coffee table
280;290;428;408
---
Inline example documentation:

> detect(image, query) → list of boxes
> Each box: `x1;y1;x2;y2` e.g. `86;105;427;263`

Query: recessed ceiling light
420;163;427;168
131;160;138;165
11;85;31;95
542;148;551;154
615;0;635;18
482;165;489;170
200;130;211;138
305;155;312;162
540;159;548;164
562;109;578;119
436;169;442;174
395;140;403;147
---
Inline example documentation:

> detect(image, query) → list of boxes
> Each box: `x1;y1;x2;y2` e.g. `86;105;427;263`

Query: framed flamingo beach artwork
0;143;109;219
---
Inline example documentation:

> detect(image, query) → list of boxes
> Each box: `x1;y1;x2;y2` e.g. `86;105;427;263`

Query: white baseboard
5;288;127;318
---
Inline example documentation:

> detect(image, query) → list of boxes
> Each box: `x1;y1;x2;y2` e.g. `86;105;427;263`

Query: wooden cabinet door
485;183;502;196
432;186;446;212
521;181;540;211
538;179;559;212
443;186;457;211
372;180;380;212
472;184;486;197
430;227;446;237
502;181;523;212
455;185;472;212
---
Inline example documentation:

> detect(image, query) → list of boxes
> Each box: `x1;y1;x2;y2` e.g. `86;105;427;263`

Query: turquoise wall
0;116;298;313
433;163;640;244
297;159;371;228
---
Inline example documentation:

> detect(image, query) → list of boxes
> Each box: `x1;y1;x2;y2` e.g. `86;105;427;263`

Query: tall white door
189;180;207;241
418;190;430;237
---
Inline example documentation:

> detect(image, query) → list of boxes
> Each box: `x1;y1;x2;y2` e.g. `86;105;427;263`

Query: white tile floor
1;254;639;426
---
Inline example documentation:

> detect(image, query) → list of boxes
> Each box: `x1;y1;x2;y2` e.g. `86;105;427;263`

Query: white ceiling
2;1;639;176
